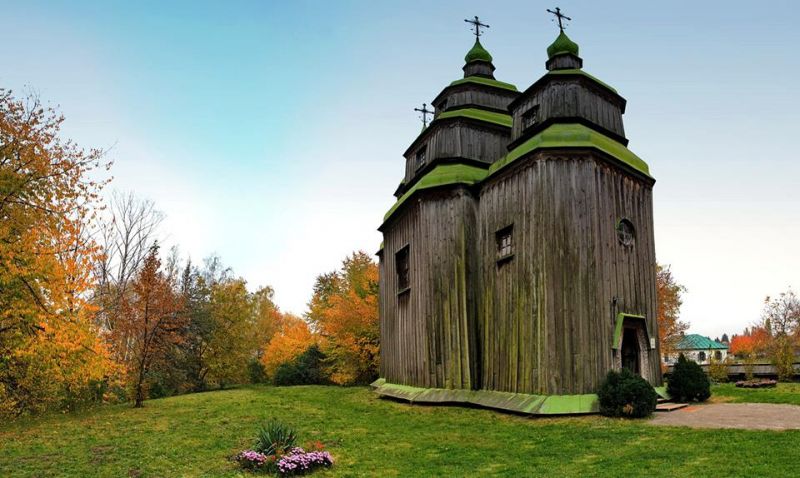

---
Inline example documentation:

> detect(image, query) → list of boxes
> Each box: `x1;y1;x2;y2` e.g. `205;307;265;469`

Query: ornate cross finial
464;15;490;39
414;103;434;128
546;7;571;32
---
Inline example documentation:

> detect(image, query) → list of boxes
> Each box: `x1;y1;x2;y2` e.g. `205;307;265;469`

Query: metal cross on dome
414;103;434;128
546;7;572;32
464;15;490;39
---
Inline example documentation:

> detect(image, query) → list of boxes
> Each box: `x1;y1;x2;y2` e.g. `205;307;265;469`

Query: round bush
598;368;657;418
667;354;711;402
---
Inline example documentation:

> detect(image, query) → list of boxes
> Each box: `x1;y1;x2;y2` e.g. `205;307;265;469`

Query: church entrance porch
613;313;654;382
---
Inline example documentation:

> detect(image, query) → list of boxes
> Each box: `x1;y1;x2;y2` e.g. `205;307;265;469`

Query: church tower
376;11;661;414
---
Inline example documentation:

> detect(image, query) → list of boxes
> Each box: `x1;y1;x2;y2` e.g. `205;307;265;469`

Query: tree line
0;89;379;417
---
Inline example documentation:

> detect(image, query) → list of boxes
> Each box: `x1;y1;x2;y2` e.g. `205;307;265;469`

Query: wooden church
374;11;662;414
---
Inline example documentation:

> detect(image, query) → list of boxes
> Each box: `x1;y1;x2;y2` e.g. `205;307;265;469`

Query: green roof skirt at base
383;163;488;222
449;76;518;92
371;379;598;415
489;123;652;179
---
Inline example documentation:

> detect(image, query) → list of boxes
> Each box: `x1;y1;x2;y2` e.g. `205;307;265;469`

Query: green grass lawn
712;382;800;406
1;385;799;477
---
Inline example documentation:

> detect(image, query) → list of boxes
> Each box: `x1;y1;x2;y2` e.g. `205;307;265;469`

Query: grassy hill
1;385;798;477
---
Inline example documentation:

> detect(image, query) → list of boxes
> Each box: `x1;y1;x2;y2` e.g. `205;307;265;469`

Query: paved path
649;403;800;430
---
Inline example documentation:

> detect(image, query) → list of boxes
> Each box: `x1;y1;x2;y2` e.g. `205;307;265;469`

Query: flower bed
235;420;334;475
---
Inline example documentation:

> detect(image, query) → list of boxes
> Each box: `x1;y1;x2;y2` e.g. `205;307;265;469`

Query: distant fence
664;362;800;380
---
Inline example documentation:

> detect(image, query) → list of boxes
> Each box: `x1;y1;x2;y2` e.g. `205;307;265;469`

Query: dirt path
649;403;800;430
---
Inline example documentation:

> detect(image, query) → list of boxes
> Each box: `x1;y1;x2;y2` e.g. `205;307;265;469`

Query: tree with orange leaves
307;251;379;385
0;89;114;416
260;315;316;378
115;246;184;407
656;264;689;362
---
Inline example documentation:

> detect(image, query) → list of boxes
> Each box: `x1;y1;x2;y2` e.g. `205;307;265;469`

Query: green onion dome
465;39;493;63
546;31;579;58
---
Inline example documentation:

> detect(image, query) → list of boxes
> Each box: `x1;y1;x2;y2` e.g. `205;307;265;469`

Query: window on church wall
415;146;427;171
522;105;540;131
495;224;514;264
616;218;635;247
396;245;410;294
697;351;706;362
714;350;722;361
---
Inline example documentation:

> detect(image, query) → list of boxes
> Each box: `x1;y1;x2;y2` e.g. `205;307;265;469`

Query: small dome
465;39;493;63
546;31;579;58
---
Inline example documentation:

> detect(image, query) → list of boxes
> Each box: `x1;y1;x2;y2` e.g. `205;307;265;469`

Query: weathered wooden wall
510;81;625;141
403;122;509;185
379;187;479;389
476;151;660;395
432;86;517;115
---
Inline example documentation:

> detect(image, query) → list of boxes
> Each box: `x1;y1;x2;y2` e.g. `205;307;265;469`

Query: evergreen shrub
668;354;711;402
598;368;657;418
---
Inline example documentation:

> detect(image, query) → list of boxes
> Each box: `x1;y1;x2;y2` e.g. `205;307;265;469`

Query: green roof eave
436;108;512;128
612;313;649;350
449;76;518;92
382;163;488;223
488;123;652;179
547;69;618;94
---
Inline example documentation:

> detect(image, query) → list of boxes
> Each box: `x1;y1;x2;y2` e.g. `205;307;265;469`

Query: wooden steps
656;402;689;412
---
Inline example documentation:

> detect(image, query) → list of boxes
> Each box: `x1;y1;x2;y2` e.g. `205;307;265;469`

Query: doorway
621;327;641;375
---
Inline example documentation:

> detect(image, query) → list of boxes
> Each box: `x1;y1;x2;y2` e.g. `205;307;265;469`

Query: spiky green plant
254;420;297;456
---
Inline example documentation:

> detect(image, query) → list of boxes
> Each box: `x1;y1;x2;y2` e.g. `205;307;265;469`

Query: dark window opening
415;146;427;171
617;218;635;247
495;224;514;263
698;351;707;362
522;105;540;131
714;350;722;361
396;246;410;293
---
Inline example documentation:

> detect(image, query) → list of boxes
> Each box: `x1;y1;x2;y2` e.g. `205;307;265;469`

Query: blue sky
2;1;798;338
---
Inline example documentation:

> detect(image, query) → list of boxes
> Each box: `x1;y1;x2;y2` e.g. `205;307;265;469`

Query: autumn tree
115;246;184;407
656;264;689;361
0;89;115;416
730;326;770;380
760;289;800;381
307;251;379;385
261;315;316;378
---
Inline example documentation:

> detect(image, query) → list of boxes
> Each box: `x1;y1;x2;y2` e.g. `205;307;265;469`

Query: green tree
206;279;259;388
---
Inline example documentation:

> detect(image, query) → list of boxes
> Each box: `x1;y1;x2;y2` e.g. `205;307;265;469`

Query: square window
522;105;540;130
495;225;513;262
415;146;427;170
395;246;410;292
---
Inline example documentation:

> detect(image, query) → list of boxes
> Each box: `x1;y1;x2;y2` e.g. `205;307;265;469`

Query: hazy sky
2;1;798;338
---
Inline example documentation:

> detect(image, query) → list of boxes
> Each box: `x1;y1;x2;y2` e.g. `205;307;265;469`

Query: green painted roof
489;123;651;178
676;334;728;350
383;163;488;222
436;108;512;128
547;31;579;58
449;76;518;92
465;39;493;63
546;69;618;94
